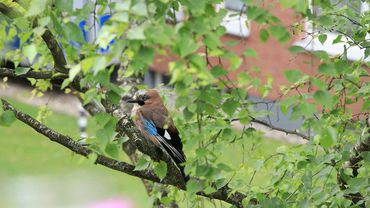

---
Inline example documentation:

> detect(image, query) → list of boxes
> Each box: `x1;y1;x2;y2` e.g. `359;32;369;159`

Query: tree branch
0;4;68;74
337;118;370;207
0;67;62;79
41;29;68;73
1;99;253;207
1;99;161;181
229;117;309;140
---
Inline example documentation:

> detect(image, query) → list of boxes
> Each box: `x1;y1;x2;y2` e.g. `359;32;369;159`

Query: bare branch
229;117;309;140
327;13;363;27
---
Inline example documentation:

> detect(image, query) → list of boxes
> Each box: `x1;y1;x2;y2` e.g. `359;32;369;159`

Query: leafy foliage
0;0;369;207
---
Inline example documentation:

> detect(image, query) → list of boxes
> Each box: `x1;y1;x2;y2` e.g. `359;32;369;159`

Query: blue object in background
8;36;20;49
98;14;116;54
79;20;89;42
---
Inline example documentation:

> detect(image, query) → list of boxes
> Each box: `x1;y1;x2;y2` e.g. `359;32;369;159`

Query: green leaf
115;1;131;10
215;178;228;189
318;16;332;27
268;26;290;43
288;45;306;53
95;112;112;126
203;186;216;194
105;143;119;159
284;69;302;82
313;90;333;108
204;33;220;49
301;170;312;189
25;0;47;17
69;64;81;81
186;179;203;193
295;0;308;13
318;34;327;44
320;127;337;148
127;26;145;40
243;48;258;58
134;157;151;171
311;77;326;90
300;102;316;117
15;67;30;76
92;56;107;75
318;63;336;76
259;29;269;43
96;25;118;48
238;109;250;124
313;50;329;59
81;57;95;74
237;73;250;87
136;46;155;65
230;56;242;71
332;35;342;44
0;110;16;127
177;36;199;58
60;79;70;90
154;161;167;181
107;90;121;105
64;22;85;43
55;0;73;12
210;66;228;78
280;0;296;8
111;12;129;22
131;1;147;16
222;99;239;117
23;44;37;63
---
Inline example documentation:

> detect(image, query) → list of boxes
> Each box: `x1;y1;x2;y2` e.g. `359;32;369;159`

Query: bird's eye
142;95;150;100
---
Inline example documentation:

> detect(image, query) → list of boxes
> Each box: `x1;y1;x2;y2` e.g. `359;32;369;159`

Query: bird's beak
127;99;138;103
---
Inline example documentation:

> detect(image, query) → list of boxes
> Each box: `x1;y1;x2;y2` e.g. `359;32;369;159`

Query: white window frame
218;1;251;38
294;0;370;62
168;1;251;38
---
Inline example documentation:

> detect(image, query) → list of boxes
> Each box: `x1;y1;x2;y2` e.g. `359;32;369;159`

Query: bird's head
127;89;161;106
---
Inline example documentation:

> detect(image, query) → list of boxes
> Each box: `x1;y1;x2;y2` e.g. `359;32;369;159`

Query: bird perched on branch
127;89;186;170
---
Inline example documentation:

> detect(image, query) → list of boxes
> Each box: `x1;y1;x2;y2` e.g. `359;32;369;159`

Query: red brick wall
149;1;366;114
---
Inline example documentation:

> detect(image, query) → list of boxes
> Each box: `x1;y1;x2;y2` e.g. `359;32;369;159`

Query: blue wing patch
142;118;185;163
143;118;158;136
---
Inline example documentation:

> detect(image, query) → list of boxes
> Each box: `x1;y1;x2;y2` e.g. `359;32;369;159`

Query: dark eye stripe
143;95;150;100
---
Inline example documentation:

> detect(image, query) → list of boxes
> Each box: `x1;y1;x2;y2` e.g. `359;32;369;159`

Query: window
144;70;171;88
294;0;369;62
168;1;250;38
221;0;250;38
312;0;363;36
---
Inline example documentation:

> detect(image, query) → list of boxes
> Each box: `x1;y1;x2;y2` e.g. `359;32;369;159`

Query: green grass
0;99;150;207
0;99;288;207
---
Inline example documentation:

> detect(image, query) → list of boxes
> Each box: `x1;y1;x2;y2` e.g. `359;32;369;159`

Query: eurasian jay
127;89;186;167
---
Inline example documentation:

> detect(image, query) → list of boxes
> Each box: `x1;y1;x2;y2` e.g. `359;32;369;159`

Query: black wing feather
156;126;186;164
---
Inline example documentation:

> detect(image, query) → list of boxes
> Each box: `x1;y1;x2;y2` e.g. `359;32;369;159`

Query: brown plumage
128;89;186;165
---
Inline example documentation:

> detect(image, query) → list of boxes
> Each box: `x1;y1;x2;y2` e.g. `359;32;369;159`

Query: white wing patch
164;130;172;140
155;135;185;163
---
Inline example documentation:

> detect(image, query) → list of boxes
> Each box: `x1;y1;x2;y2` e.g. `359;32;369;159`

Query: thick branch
1;99;160;182
41;29;68;73
0;67;60;79
337;118;370;206
1;99;252;207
